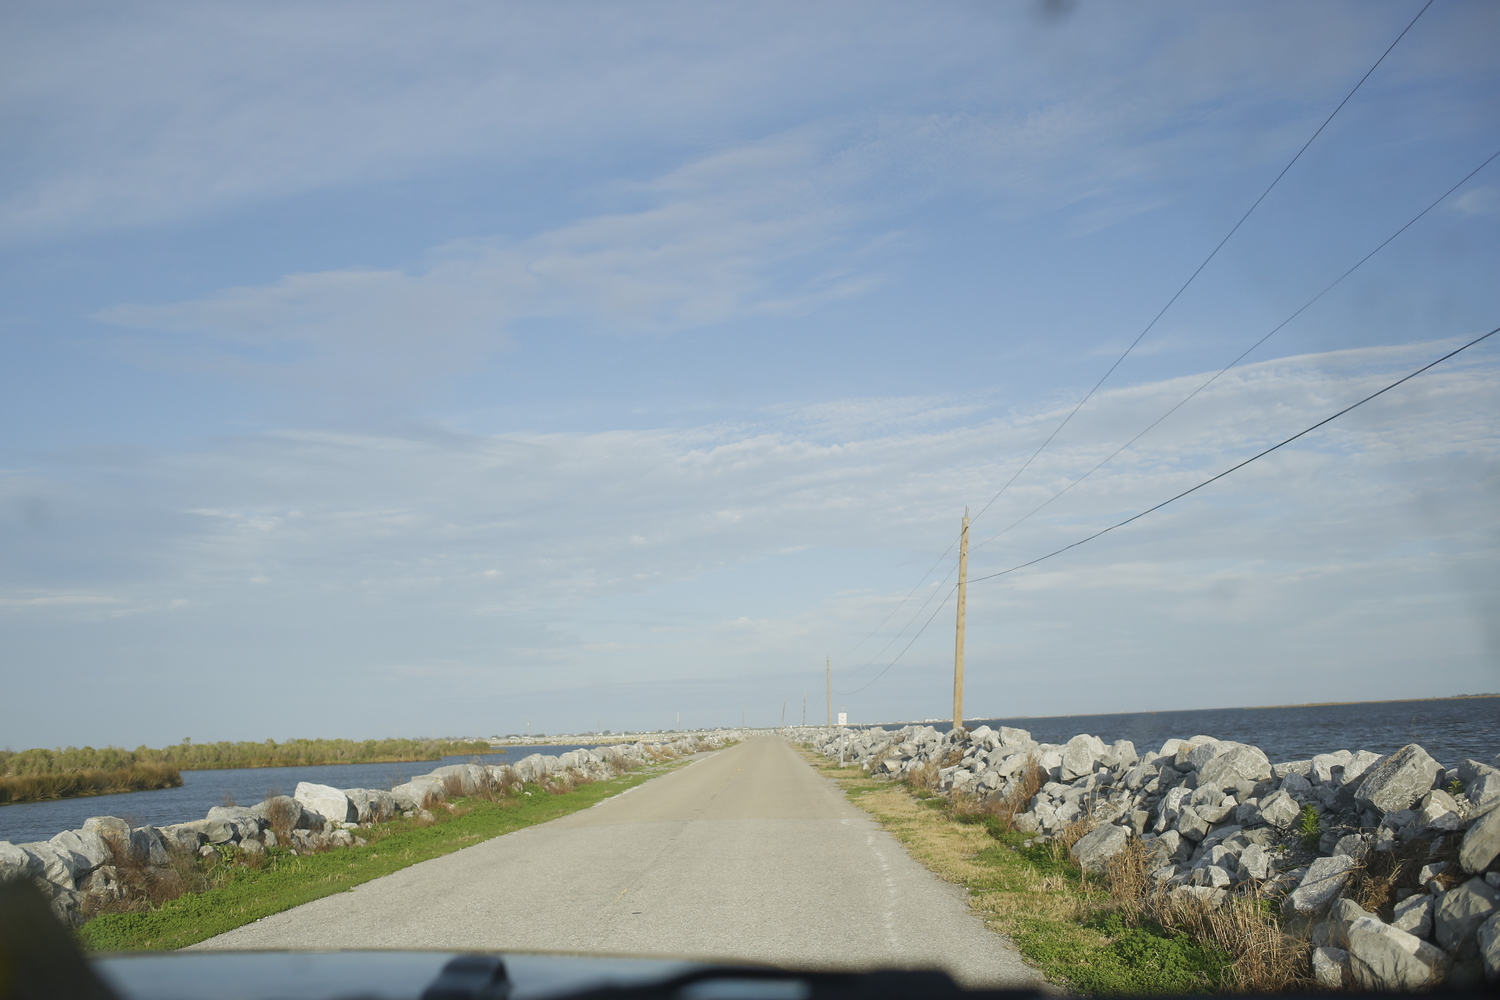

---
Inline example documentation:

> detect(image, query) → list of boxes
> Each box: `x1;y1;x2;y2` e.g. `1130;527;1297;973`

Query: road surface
192;737;1043;988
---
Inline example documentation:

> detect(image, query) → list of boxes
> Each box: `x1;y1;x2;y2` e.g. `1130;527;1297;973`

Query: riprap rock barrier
794;723;1500;989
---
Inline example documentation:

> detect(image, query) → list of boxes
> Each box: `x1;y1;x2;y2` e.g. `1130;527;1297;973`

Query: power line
969;145;1500;556
965;325;1500;586
836;323;1497;696
964;0;1435;531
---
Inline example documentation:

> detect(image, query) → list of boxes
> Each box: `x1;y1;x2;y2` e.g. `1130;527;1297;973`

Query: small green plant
1447;778;1465;797
1298;804;1321;848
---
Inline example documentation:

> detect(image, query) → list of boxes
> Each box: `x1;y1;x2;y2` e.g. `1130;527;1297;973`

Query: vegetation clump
0;737;491;804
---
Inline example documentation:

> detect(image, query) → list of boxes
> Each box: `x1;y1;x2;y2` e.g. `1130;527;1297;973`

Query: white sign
837;712;848;725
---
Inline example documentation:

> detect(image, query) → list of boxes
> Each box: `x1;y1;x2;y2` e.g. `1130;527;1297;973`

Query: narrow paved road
193;737;1042;988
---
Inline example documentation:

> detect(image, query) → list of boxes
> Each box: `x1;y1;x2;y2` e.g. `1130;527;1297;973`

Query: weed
1297;804;1321;849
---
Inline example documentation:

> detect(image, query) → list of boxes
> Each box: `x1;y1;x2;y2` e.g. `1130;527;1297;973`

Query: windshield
2;2;1498;995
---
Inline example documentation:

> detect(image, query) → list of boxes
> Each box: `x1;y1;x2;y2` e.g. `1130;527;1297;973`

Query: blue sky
2;0;1497;748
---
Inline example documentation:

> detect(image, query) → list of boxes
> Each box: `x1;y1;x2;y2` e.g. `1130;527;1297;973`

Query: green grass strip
81;766;680;952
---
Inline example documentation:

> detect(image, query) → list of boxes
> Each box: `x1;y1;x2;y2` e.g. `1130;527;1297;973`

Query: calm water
0;743;599;845
935;698;1498;767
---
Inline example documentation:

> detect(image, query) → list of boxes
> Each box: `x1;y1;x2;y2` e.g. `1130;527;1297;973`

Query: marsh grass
0;763;181;804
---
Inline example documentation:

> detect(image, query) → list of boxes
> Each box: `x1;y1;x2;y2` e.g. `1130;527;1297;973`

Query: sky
2;0;1498;750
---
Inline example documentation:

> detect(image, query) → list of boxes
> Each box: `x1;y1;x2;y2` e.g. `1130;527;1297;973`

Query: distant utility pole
781;700;786;729
802;692;807;727
953;507;970;732
825;655;832;727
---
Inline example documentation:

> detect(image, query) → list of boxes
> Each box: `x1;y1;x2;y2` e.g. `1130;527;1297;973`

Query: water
0;743;601;845
889;697;1498;767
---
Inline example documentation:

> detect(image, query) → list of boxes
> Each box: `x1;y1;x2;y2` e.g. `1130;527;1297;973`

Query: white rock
1434;876;1500;951
1312;946;1349;989
1392;894;1433;938
0;841;42;881
1283;854;1358;916
294;781;356;824
1346;916;1448;990
1478;913;1500;984
1311;750;1354;785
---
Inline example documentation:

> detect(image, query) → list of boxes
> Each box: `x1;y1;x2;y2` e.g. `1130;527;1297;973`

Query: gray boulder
998;726;1032;747
1393;894;1433;938
1343;750;1386;787
1354;744;1442;815
20;843;77;887
1478;913;1500;984
1060;735;1103;782
295;781;356;824
1311;750;1354;785
181;818;239;844
1346;916;1449;990
1176;806;1210;842
1283;854;1358;916
1238;843;1270;881
250;795;306;829
344;788;396;823
158;823;205;853
49;830;110;872
1312;946;1349;989
1461;805;1500;874
1197;744;1272;799
391;777;444;810
428;764;488;794
82;816;131;844
206;805;263;829
1434;876;1500;951
1257;788;1300;829
1070;824;1130;873
0;841;42;881
129;827;170;866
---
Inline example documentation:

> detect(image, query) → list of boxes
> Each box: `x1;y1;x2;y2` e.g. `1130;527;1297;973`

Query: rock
428;764;487;795
82;816;131;844
1413;789;1465;831
1392;894;1433;938
391;777;445;810
182;818;239;844
0;841;42;881
295;781;356;824
1257;788;1300;829
1311;750;1354;785
1177;806;1210;842
20;843;77;887
1071;824;1130;873
250;795;306;829
1461;805;1500;873
157;823;204;853
1283;854;1358;916
1106;740;1138;769
998;726;1032;747
1239;843;1270;881
48;830;110;872
1273;759;1313;780
1327;898;1374;947
1169;884;1226;907
1346;915;1449;990
1312;946;1349;989
129;827;170;866
1333;833;1369;860
344;788;396;823
238;838;265;856
1279;771;1313;803
206;805;263;829
1434;876;1500;951
33;879;83;928
1479;913;1500;984
1354;744;1443;815
1343;750;1386;787
1197;744;1272;799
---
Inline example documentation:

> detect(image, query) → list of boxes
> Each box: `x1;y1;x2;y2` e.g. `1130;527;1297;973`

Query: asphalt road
191;737;1043;988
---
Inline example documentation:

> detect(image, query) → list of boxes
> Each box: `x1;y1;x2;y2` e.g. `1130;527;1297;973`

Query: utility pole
781;700;786;729
825;655;832;727
953;507;969;733
802;692;806;727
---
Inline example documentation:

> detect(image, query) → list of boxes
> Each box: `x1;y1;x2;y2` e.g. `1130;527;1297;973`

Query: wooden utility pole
953;507;970;732
825;655;832;727
781;700;786;729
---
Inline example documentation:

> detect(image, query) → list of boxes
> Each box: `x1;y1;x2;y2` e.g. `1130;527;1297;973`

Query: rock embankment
0;731;742;926
794;724;1500;989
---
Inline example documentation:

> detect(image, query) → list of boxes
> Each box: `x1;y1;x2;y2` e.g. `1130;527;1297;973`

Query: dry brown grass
1149;891;1310;993
0;763;181;804
990;758;1045;831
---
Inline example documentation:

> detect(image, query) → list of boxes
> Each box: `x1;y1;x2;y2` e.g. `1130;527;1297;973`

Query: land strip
187;737;1044;990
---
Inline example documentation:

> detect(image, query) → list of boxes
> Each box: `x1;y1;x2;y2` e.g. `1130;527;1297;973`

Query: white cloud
2;338;1495;743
